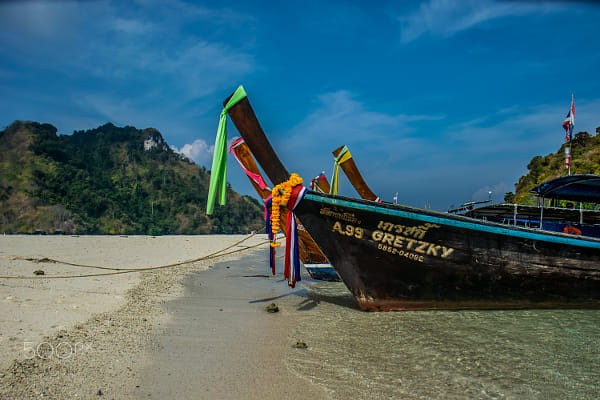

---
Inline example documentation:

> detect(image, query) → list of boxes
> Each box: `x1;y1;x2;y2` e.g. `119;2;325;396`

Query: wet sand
0;234;326;399
135;253;329;399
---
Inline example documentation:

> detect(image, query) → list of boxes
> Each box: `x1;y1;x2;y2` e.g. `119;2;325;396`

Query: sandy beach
4;234;598;399
0;234;327;399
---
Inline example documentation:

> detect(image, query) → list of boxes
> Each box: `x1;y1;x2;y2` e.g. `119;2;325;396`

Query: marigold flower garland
270;173;303;247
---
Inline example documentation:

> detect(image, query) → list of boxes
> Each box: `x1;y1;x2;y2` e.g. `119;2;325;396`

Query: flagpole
563;93;574;176
569;93;573;176
568;141;572;176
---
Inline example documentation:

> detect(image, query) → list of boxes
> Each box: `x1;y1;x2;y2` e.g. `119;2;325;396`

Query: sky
1;0;599;210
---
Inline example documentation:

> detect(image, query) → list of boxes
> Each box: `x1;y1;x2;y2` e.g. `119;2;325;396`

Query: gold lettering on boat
382;233;395;245
332;221;364;239
415;241;429;254
370;230;455;260
376;221;439;240
320;207;361;224
330;218;455;261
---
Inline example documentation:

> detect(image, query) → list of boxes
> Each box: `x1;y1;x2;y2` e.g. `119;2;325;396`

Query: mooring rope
0;232;278;279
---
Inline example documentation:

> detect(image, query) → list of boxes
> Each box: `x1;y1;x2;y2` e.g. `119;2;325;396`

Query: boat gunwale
304;191;600;248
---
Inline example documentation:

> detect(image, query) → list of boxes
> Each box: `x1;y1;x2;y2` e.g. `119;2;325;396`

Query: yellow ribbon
330;146;352;195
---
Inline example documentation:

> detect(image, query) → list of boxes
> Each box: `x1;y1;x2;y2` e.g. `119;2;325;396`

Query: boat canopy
530;174;600;202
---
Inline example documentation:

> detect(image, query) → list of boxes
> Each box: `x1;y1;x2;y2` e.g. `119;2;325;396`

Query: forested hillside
0;121;263;234
506;127;600;205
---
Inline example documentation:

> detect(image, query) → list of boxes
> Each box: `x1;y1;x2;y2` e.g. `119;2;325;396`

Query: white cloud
172;139;214;165
443;98;600;156
172;137;243;168
0;0;255;101
281;89;445;173
290;90;443;146
11;1;258;138
0;1;78;34
112;18;153;35
282;91;600;209
398;0;556;43
264;90;448;203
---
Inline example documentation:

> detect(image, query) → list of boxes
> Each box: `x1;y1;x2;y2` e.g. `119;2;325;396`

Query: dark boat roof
530;174;600;202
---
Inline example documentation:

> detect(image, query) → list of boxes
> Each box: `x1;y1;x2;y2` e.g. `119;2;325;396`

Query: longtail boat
229;138;339;281
222;86;600;311
293;191;600;310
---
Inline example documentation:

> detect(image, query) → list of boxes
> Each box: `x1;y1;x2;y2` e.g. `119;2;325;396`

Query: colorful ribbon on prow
310;172;328;193
266;173;306;287
206;85;247;215
229;138;271;192
329;145;352;195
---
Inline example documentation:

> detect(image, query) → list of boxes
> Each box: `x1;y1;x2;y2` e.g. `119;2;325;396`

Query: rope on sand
0;232;278;279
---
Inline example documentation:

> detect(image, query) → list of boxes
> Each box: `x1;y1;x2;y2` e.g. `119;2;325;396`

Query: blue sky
1;0;599;210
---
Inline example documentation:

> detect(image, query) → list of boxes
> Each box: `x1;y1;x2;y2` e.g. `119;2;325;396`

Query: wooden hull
294;192;600;311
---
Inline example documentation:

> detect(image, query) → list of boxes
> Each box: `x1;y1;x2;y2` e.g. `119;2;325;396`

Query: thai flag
563;96;575;142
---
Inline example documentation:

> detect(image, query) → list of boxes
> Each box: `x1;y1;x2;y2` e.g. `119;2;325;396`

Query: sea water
286;280;599;399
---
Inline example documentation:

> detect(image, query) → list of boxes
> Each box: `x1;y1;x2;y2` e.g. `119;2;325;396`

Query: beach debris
97;389;104;396
25;257;55;263
293;341;308;349
33;270;45;276
265;303;279;313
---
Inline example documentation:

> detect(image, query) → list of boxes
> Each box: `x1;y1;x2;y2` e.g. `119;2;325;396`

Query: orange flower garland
270;173;303;247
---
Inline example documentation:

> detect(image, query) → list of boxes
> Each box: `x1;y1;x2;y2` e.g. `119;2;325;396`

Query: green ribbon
206;85;247;215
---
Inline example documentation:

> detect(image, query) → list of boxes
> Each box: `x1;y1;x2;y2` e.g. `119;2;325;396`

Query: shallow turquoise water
286;281;600;399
